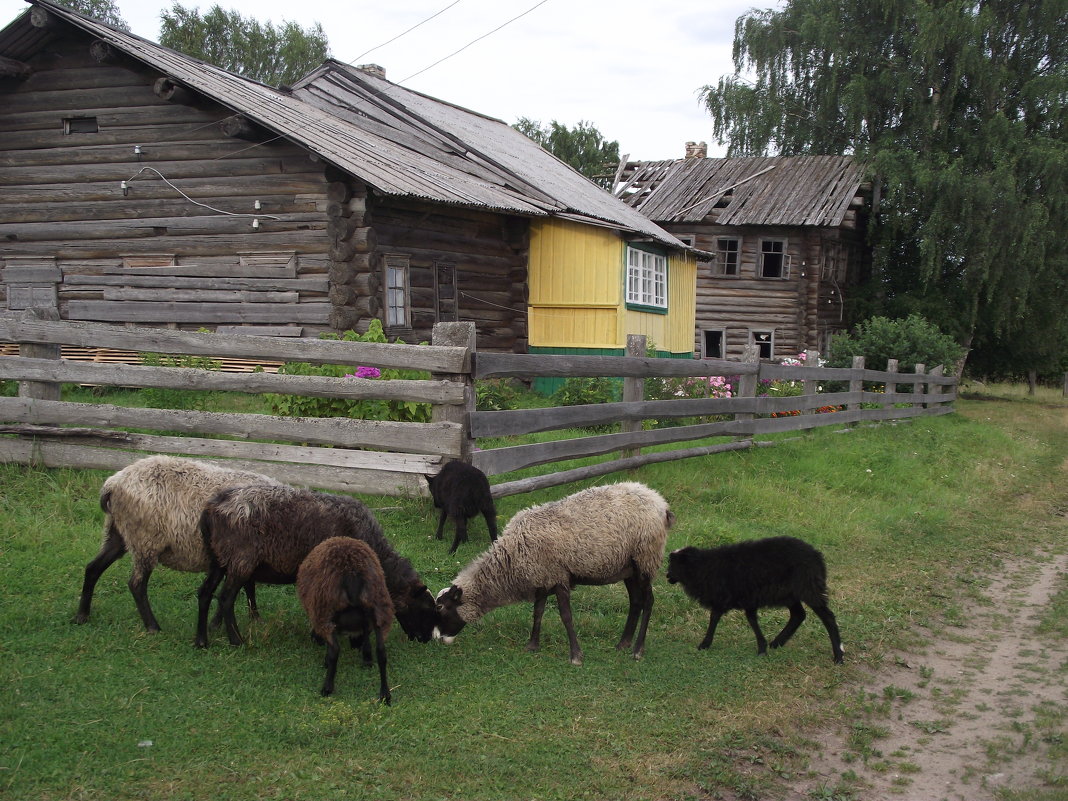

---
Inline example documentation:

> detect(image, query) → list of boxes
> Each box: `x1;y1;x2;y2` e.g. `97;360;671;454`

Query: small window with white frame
713;237;740;276
625;244;668;310
751;330;774;359
383;254;410;329
759;238;791;279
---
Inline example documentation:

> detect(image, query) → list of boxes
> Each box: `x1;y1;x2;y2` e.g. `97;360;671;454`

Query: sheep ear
436;585;462;607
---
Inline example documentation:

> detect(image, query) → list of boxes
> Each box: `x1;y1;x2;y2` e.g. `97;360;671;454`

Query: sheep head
395;582;438;643
666;546;697;584
434;585;467;642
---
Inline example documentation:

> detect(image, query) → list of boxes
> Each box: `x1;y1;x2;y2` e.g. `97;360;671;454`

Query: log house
615;145;870;361
1;0;694;358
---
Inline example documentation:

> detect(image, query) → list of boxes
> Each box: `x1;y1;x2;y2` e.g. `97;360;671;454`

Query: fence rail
0;315;956;498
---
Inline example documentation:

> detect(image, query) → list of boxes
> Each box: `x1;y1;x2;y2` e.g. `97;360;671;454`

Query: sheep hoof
525;641;540;653
570;656;583;666
72;613;88;625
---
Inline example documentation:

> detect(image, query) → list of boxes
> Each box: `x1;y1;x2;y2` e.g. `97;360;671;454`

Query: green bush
828;315;965;372
266;320;432;423
550;376;621;433
139;352;223;410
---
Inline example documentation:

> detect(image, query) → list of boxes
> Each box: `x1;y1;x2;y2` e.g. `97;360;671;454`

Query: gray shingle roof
1;0;686;249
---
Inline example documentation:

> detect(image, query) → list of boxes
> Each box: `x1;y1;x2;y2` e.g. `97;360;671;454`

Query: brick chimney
357;64;386;79
684;141;708;159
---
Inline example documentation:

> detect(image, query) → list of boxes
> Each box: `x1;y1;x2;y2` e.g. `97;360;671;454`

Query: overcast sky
0;0;780;160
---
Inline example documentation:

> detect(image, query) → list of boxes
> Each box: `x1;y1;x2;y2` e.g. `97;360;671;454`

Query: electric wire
349;1;462;64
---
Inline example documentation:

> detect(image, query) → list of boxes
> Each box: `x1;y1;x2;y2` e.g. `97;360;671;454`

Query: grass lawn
1;392;1065;800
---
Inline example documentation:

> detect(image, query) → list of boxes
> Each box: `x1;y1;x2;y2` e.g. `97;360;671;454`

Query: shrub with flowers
267;320;432;423
761;352;841;417
643;373;735;428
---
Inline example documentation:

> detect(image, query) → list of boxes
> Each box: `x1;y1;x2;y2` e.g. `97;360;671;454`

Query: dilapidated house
615;145;870;360
0;0;694;356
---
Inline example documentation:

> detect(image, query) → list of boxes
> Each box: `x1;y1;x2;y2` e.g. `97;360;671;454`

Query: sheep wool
75;454;279;631
436;481;674;664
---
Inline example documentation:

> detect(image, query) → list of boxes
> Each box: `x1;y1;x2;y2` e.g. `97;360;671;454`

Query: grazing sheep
75;455;279;631
435;481;675;665
195;484;437;648
425;460;498;554
297;537;394;703
666;536;844;663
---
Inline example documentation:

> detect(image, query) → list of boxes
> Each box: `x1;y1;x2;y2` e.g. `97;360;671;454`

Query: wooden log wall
665;221;864;361
0;28;333;336
372;198;528;352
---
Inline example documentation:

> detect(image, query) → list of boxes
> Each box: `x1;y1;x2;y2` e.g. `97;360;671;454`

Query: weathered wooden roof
614;155;866;227
0;0;686;249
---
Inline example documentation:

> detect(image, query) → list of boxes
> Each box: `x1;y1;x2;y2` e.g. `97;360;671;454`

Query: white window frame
759;238;792;279
713;237;741;276
625;245;668;309
383;254;410;329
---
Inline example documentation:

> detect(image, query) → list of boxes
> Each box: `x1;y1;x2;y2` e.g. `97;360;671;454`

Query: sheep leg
481;504;498;543
194;564;225;648
744;608;769;655
434;509;448;540
809;603;845;664
553;584;583;666
769;602;807;649
321;633;341;696
616;575;643;651
629;574;654;661
243;582;260;621
373;626;391;705
448;516;468;555
128;553;162;632
359;633;373;667
526;588;549;652
217;576;246;646
74;523;127;624
698;610;723;650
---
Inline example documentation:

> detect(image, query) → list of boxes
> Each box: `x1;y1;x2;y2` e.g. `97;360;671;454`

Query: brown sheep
298;537;394;702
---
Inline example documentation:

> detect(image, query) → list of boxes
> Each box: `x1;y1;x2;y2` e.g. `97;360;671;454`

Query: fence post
622;333;647;459
18;307;61;401
802;348;820;415
431;321;476;462
735;344;760;438
1063;372;1066;398
845;355;864;428
912;364;926;411
927;365;945;409
886;358;899;410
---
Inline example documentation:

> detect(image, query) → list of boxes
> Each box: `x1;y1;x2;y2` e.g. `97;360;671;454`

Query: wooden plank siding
527;218;696;355
0;29;335;335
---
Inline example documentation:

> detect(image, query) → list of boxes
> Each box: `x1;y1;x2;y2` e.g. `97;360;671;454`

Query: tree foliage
52;0;129;29
158;3;329;87
702;0;1068;377
513;118;621;188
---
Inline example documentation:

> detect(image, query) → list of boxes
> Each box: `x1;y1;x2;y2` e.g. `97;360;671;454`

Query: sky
0;0;780;161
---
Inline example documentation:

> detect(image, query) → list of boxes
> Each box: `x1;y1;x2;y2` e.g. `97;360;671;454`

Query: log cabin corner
0;0;696;367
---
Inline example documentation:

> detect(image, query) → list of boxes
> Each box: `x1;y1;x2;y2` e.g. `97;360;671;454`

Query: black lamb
425;460;498;554
666;536;844;663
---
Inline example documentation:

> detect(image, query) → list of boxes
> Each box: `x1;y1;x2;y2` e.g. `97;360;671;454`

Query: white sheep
435;481;675;665
74;455;279;631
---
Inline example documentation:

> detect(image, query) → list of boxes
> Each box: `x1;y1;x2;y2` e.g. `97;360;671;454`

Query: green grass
1;396;1066;800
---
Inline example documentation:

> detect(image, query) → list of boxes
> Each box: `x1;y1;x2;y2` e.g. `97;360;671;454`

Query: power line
399;0;552;84
348;1;462;64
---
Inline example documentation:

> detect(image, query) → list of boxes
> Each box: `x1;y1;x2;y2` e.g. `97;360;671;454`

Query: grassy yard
1;393;1065;800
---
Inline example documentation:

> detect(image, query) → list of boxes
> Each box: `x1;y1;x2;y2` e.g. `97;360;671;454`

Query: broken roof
0;0;687;249
614;155;866;227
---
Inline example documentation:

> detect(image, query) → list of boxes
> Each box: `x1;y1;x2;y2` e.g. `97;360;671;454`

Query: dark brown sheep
297;537;394;702
195;484;437;649
666;536;844;663
425;460;498;554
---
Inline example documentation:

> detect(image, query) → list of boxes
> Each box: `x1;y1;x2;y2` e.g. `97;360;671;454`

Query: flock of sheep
74;455;844;704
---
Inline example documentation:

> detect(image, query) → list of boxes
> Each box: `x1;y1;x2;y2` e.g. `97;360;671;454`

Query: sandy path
794;552;1068;800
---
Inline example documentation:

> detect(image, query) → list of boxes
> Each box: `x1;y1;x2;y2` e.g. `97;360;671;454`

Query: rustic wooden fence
0;315;955;498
